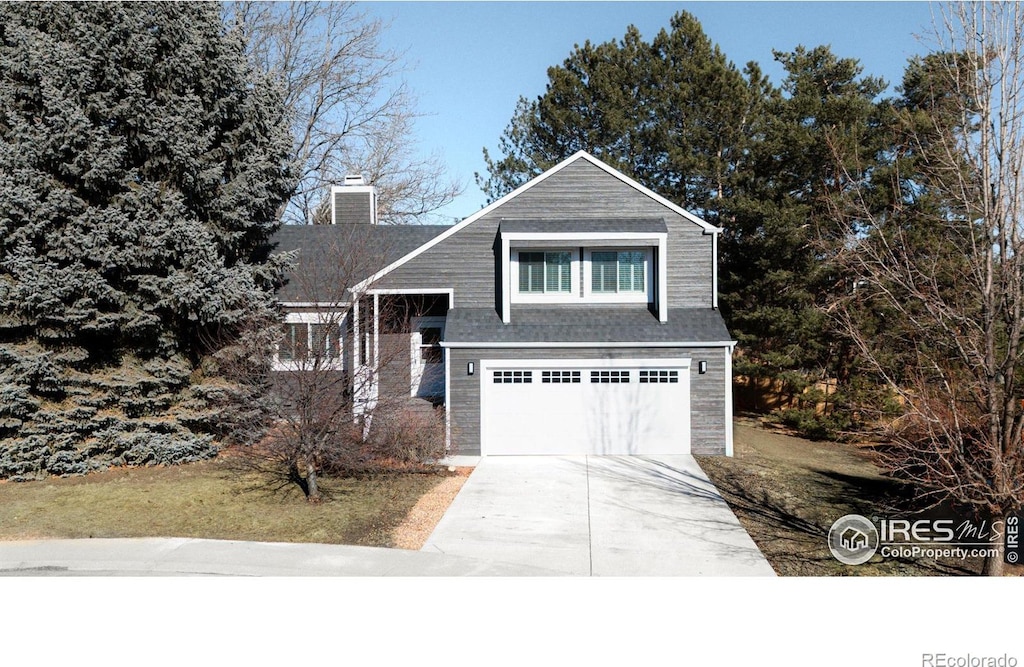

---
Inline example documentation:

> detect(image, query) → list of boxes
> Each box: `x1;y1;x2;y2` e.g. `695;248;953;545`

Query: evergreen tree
720;46;891;424
477;11;764;227
0;2;294;478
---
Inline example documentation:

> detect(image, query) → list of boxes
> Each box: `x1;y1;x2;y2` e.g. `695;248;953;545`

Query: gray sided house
271;152;736;456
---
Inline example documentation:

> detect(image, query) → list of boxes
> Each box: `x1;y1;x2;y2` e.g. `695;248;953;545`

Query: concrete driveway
422;455;775;576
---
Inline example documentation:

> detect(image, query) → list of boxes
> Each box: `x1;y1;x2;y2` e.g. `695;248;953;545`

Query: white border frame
725;344;735;456
500;231;669;322
409;316;447;398
442;340;736;349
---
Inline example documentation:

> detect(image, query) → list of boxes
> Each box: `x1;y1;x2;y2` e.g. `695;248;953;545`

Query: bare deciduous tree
826;1;1024;574
218;227;447;502
225;1;462;225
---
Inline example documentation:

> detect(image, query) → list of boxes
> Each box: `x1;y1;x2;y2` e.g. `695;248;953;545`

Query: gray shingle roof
500;218;668;234
271;224;449;302
443;307;732;345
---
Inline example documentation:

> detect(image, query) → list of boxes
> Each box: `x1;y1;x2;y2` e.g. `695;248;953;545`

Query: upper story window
512;247;652;305
591;251;646;294
512;249;579;303
518;251;572;294
583;248;652;303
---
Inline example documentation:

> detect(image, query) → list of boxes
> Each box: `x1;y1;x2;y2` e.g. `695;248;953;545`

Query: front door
410;317;445;398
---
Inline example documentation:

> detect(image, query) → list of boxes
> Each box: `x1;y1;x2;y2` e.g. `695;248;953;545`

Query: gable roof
272;224;450;303
352;151;720;291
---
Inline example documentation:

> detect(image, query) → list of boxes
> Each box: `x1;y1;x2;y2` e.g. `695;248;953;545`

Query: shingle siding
448;346;728;456
373;160;713;309
334;190;374;225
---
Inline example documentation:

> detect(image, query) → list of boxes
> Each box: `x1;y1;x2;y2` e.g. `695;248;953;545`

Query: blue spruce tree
0;2;294;478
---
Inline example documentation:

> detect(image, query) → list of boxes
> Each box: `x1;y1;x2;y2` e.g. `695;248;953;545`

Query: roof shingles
443;307;731;345
271;224;450;302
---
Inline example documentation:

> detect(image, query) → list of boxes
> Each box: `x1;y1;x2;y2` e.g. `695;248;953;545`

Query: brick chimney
330;174;377;224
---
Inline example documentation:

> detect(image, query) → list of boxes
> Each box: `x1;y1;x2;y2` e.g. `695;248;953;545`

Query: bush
776;407;853;441
363;405;449;469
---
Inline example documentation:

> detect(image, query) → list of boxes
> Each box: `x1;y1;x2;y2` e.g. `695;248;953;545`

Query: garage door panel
481;360;690;456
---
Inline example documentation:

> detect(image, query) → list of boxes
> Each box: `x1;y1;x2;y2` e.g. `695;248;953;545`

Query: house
271;152;735;456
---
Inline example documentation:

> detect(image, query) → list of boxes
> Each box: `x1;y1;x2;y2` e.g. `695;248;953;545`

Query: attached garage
479;359;691;455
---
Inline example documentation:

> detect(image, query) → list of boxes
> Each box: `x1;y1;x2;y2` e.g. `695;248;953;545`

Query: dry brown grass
697;419;1023;576
0;459;460;547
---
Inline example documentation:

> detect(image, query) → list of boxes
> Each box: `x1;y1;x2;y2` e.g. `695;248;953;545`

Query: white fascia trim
480;357;692;370
366;288;455;308
444;347;451;452
442;340;738;349
658;236;668;322
372;293;380;374
352;150;717;291
271;360;345;372
280;301;351;308
352;298;361;374
712;233;719;310
725;345;734;457
283;311;345;324
502;231;668;242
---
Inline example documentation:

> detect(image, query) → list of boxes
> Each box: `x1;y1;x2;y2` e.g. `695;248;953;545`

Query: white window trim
500;231;668;323
273;311;346;371
511;248;580;304
583;248;653;304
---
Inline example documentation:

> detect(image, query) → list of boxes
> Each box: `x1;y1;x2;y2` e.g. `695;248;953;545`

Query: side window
279;323;308;361
310;323;342;360
278;317;343;366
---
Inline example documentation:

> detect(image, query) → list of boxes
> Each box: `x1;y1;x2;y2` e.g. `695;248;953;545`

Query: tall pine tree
0;2;294;478
720;46;890;424
478;11;764;228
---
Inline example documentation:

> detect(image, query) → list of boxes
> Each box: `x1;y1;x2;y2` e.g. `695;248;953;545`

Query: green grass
0;460;446;547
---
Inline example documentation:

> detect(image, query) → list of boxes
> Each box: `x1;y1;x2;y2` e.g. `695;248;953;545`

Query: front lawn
697;419;1014;576
0;460;453;547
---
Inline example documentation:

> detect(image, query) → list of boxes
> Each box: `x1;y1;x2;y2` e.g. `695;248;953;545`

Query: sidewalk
0;537;562;576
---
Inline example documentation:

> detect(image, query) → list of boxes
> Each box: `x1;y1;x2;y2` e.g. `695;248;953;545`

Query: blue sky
361;2;938;222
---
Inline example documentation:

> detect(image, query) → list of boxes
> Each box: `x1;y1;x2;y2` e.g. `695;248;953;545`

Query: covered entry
479;358;691;455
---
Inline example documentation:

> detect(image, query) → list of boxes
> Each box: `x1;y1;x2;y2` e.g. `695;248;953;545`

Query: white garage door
480;359;691;455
